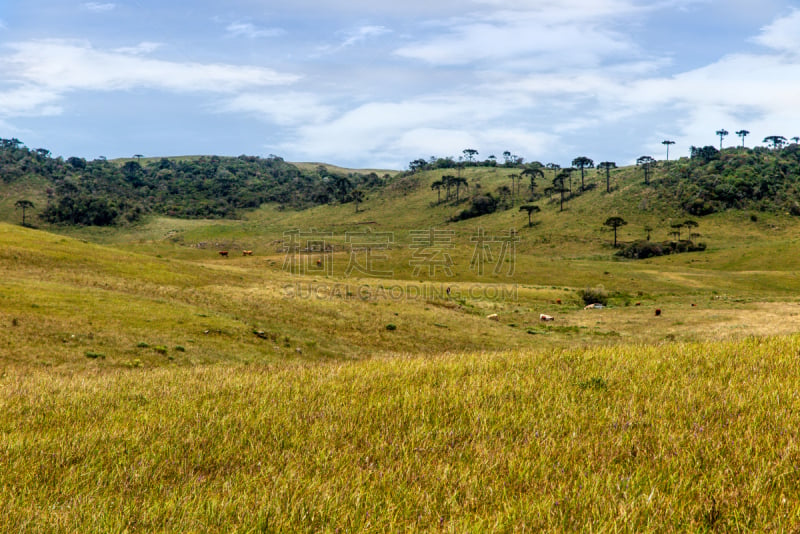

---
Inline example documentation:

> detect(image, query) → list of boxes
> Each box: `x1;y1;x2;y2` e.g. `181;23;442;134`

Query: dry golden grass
3;336;800;531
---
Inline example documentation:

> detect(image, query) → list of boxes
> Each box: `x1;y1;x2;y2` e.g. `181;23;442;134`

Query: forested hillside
4;137;800;228
0;138;389;225
658;144;800;215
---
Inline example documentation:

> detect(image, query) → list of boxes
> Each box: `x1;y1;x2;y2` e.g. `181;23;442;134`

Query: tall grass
2;335;800;531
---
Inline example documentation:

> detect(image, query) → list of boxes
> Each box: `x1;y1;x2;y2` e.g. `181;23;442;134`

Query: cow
540;314;554;321
487;313;499;321
655;308;662;317
242;250;253;256
218;251;229;257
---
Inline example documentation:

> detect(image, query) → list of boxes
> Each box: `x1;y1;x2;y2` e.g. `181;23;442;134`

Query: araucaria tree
571;157;594;191
521;167;544;199
662;140;675;162
764;136;787;150
597;162;616;193
553;172;571;212
14;199;34;226
636;156;656;185
441;175;456;201
519;204;541;227
670;219;696;241
603;216;627;247
454;176;468;202
462;148;479;162
431;180;444;203
736;130;749;147
509;173;520;204
683;220;698;239
716;129;729;150
546;163;560;181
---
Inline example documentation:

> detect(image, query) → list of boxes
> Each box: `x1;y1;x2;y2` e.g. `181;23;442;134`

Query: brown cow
218;251;229;257
242;250;253;256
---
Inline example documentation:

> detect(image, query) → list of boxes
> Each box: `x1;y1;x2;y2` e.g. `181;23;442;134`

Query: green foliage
659;145;800;215
0;139;387;226
578;286;609;306
618;240;706;259
451;193;499;221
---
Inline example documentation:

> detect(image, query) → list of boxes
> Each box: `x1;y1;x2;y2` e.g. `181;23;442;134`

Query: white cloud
1;40;299;95
113;42;163;56
0;86;62;116
394;0;649;67
277;94;556;167
752;9;800;53
223;92;335;126
226;22;285;39
0;40;300;121
82;2;115;12
316;25;391;55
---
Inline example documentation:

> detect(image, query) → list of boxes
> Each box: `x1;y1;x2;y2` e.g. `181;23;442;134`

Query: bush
618;240;668;259
578;286;608;306
385;323;397;331
451;194;499;221
618;240;706;259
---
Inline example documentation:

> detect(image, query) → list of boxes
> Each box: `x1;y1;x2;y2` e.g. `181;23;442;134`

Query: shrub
578;287;608;306
618;240;667;259
84;351;105;359
385;323;397;331
451;194;499;221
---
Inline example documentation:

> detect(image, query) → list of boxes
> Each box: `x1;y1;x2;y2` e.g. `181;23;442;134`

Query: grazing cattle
316;259;322;267
540;314;554;321
635;302;642;306
218;251;228;257
584;303;603;310
487;313;499;321
556;299;562;305
242;250;253;256
655;308;662;317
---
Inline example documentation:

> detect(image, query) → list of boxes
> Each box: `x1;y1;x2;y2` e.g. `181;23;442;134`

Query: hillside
5;140;800;530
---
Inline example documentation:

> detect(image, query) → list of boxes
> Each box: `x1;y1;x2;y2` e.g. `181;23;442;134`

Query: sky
1;1;800;170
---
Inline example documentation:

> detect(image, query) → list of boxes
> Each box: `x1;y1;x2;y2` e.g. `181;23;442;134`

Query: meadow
3;161;800;531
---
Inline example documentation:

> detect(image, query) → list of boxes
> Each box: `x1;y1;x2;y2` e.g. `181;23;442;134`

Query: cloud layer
1;0;799;167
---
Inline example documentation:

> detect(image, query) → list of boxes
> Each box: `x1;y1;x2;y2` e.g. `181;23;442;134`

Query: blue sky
1;1;800;169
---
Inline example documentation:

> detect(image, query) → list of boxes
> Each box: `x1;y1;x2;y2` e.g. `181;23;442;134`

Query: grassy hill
4;144;800;530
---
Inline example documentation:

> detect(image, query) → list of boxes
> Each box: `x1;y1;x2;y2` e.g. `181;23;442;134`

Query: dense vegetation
0;138;387;225
412;144;800;219
4;137;800;233
659;144;800;215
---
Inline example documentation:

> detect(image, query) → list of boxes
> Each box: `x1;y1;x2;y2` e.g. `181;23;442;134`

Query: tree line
1;139;388;226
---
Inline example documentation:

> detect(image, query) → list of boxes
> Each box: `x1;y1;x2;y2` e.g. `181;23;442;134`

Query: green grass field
3;162;800;531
